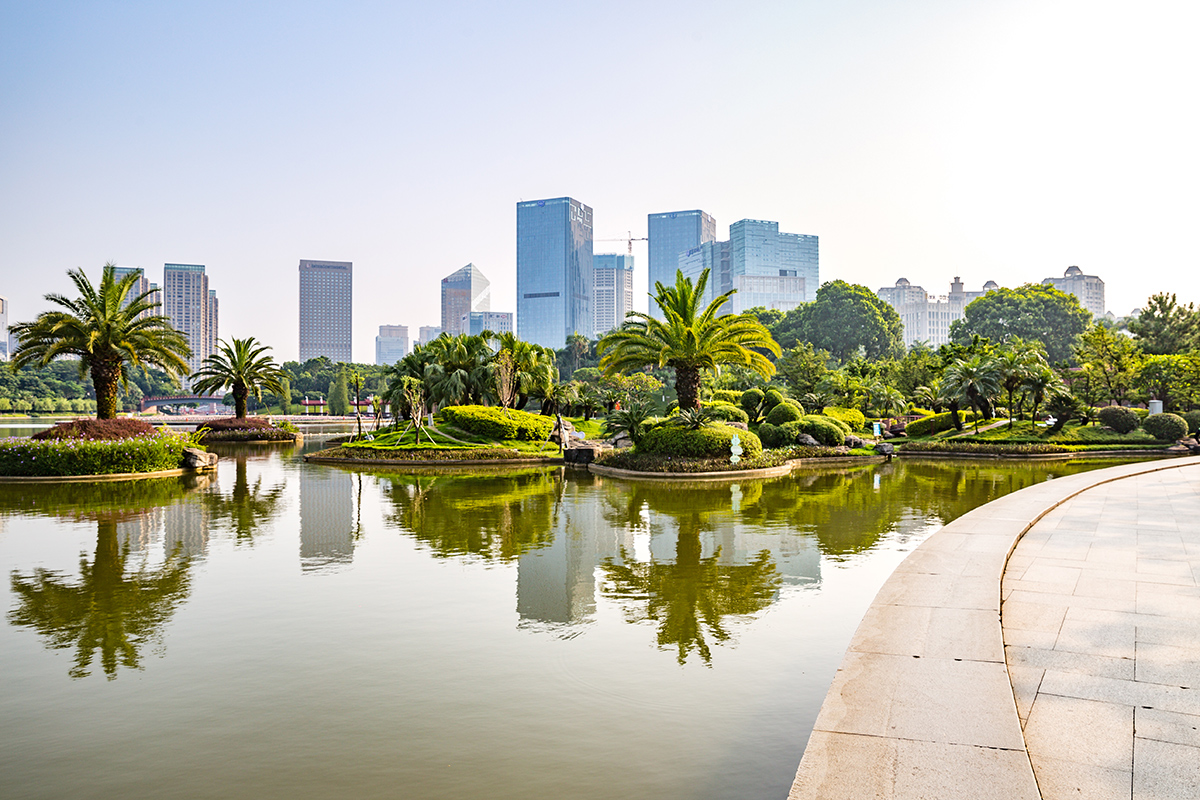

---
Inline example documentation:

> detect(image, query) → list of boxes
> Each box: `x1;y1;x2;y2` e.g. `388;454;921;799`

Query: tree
1074;325;1142;405
9;264;191;419
1022;366;1061;426
1127;293;1200;355
950;284;1091;364
779;281;904;361
328;370;350;416
1135;354;1200;412
188;337;287;419
598;269;780;410
776;342;832;397
993;340;1048;429
942;355;1001;431
423;334;493;407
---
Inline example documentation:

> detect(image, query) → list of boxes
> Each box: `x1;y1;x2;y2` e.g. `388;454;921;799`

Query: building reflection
299;465;355;571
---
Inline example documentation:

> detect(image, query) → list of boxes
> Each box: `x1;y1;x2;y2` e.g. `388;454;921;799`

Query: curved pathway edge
788;455;1200;799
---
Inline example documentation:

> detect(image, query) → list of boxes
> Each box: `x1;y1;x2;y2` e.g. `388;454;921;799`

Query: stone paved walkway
1002;463;1200;799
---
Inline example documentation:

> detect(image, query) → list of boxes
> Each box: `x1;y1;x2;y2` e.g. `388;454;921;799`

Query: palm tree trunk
675;365;702;410
233;384;249;419
91;360;121;419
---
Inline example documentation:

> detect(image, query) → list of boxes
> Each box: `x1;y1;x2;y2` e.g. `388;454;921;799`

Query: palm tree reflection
203;454;285;542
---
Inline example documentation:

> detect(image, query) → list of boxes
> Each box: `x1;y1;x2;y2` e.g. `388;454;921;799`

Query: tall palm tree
994;341;1047;429
423;333;493;407
10;264;191;419
598;269;780;410
1022;366;1061;428
942;355;1001;432
189;337;287;419
487;332;557;410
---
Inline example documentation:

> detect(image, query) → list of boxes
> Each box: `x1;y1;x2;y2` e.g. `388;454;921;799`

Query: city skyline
2;2;1197;362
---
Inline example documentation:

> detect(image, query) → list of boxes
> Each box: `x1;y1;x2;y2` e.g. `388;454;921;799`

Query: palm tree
189;337;287;419
994;341;1047;429
942;355;1001;432
9;264;191;419
598;269;780;410
423;334;493;407
1022;366;1061;428
487;332;557;410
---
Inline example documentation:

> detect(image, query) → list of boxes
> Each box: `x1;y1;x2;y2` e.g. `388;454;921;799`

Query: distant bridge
139;394;223;412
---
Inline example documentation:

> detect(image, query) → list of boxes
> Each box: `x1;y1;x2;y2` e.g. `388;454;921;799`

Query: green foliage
327;371;350;415
740;387;765;420
637;424;763;460
672;406;719;430
1184;410;1200;435
1075;325;1143;405
772;281;904;360
602;402;657;445
1135;354;1200;413
906;410;978;437
777;342;832;396
764;399;805;425
762;388;786;412
1142;413;1188;442
710;390;742;405
785;416;847;447
0;431;188;476
438;405;554;441
822;406;866;432
701;401;750;424
189;337;287;419
1097;405;1139;434
1127;293;1200;355
950;284;1092;364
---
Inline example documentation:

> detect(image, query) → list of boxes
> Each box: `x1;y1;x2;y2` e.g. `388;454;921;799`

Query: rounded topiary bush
822;406;866;432
905;410;977;437
740;388;764;418
1183;410;1200;435
637;424;762;460
758;423;788;449
764;399;805;425
820;415;852;435
439;405;554;441
1097;405;1139;434
761;389;786;413
785;415;846;447
1142;412;1188;442
702;402;750;424
711;390;742;405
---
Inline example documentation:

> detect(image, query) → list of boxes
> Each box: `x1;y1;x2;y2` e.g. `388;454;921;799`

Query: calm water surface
0;427;1132;799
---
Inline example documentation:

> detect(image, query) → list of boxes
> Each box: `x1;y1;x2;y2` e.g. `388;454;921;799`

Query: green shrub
820;416;852;435
758;423;788;449
0;431;189;476
1142;413;1188;442
637;424;763;460
905;410;978;437
1182;410;1200;435
1131;407;1150;420
439;405;554;441
702;402;750;424
786;416;847;447
765;400;805;425
822;406;866;432
1097;406;1139;434
711;390;742;405
762;389;786;413
740;388;764;419
910;407;935;417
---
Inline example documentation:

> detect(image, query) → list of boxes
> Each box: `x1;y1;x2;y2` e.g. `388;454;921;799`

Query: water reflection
300;465;355;571
0;477;205;680
203;453;286;543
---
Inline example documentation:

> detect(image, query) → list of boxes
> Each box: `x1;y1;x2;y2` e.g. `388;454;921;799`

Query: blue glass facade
728;219;819;311
516;197;593;349
647;210;716;318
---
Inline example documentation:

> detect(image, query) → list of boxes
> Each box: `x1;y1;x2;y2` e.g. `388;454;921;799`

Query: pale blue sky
2;0;1196;362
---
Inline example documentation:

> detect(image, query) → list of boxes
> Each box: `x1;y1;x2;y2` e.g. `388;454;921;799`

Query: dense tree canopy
772;281;904;361
949;284;1091;364
1128;293;1200;355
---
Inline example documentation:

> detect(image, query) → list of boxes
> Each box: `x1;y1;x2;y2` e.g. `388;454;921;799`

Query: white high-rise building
375;325;409;365
592;253;635;336
1042;266;1105;316
163;264;212;378
876;277;1000;348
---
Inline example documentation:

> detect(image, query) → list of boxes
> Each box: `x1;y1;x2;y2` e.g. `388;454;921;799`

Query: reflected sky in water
0;431;1131;800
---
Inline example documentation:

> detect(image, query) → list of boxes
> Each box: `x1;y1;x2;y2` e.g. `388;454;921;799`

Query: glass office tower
647;210;716;318
441;263;491;336
516;197;593;349
298;260;353;363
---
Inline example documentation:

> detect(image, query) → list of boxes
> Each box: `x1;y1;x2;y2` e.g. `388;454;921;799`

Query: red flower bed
31;418;157;441
203;417;273;431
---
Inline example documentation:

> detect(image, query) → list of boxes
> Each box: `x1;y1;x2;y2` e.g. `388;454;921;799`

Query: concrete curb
788;455;1200;799
0;465;216;483
897;448;1177;460
304;454;563;468
588;455;887;482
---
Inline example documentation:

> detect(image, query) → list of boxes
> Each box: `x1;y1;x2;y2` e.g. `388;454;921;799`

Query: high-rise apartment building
461;311;514;337
876;277;1000;347
207;289;219;356
647;210;716;319
375;325;409;365
111;266;150;302
418;326;442;346
163;263;211;377
516;197;593;349
593;253;635;336
0;295;8;360
1042;266;1105;316
441;264;491;337
298;260;353;363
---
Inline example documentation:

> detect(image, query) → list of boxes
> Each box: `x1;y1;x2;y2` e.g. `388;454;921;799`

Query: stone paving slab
1002;462;1200;800
789;456;1200;800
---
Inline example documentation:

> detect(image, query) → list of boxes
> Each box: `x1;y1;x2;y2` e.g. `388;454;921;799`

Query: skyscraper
441;264;491;337
461;311;514;336
207;289;219;356
647;210;716;317
298;260;352;363
516;197;593;349
375;325;409;365
0;295;7;360
418;326;442;346
592;253;635;336
163;263;211;377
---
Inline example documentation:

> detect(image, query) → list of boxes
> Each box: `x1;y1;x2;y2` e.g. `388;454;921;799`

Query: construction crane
596;231;648;255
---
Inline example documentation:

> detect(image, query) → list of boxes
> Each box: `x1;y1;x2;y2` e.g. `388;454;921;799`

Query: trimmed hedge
762;389;786;413
822;406;866;432
1183;410;1200;435
1142;413;1188;442
764;399;805;425
761;416;846;448
439;405;554;441
740;388;764;418
702;401;750;424
905;410;978;437
31;418;155;441
710;390;743;405
1097;406;1139;434
0;431;189;476
637;424;763;460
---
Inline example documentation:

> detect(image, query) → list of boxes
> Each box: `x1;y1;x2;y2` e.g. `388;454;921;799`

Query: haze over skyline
3;0;1197;363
